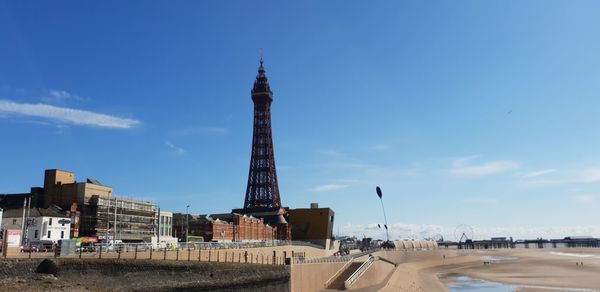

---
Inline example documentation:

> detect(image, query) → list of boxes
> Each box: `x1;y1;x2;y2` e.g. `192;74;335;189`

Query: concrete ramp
325;262;364;290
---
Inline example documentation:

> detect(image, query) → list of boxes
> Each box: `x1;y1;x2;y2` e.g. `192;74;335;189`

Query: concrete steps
325;262;363;290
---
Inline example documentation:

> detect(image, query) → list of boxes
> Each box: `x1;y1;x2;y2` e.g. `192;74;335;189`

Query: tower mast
243;58;282;211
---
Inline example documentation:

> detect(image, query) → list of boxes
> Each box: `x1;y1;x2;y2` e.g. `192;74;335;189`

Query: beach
378;249;600;291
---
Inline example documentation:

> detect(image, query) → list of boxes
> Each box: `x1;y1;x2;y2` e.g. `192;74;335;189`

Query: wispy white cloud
574;194;595;203
524;168;600;187
42;89;89;104
165;141;185;155
312;184;349;192
0;99;139;129
450;156;520;177
521;169;557;178
340;222;600;241
577;168;600;183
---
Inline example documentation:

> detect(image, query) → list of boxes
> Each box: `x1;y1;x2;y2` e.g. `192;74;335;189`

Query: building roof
86;178;104;186
1;207;67;219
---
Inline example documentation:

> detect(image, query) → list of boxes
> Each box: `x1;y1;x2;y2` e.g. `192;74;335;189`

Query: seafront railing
5;243;302;266
176;240;324;250
291;255;352;264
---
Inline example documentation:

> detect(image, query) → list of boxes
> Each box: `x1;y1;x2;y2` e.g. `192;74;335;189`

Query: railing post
176;247;179;261
208;250;211;262
150;246;153;260
134;245;138;260
244;251;248;263
198;249;201;262
164;247;167;260
79;245;82;259
99;245;102;259
217;251;220;262
273;251;276;265
188;246;191;261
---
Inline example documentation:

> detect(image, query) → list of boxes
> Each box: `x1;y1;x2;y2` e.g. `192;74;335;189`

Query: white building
1;208;71;244
151;210;177;248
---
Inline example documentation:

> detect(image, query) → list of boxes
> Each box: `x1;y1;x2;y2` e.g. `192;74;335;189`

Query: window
49;218;53;226
47;231;51;238
61;231;64;239
34;230;38;238
12;219;17;225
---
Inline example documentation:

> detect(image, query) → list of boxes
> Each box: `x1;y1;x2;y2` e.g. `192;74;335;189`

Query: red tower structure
243;58;282;211
234;59;291;240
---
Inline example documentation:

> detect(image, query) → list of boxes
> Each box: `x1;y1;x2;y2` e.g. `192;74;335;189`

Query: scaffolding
88;197;157;242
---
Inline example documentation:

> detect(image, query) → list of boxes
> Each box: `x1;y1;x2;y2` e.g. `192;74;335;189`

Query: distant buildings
0;169;160;243
172;213;277;242
1;207;71;244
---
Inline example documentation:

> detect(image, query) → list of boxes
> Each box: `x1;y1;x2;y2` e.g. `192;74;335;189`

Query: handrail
375;256;397;266
292;255;352;264
323;258;354;287
344;256;375;288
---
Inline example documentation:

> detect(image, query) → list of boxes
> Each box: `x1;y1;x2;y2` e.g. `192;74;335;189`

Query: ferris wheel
454;224;474;243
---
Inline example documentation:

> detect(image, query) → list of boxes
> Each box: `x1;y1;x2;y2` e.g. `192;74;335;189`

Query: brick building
173;213;276;242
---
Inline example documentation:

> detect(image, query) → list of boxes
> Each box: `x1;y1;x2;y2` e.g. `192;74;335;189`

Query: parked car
20;245;40;253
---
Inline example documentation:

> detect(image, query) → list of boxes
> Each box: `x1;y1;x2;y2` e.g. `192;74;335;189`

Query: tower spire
252;58;272;97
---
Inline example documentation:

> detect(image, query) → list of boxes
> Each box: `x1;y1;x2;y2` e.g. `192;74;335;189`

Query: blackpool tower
243;58;283;211
235;58;291;240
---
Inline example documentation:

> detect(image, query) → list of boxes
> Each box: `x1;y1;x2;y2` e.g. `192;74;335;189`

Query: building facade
1;208;71;244
288;203;335;247
172;213;276;242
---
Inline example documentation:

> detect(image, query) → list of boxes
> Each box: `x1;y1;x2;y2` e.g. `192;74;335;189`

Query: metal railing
344;255;375;288
291;255;352;264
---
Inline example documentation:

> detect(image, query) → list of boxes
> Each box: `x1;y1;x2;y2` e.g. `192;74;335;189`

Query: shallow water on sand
447;276;516;292
446;275;596;292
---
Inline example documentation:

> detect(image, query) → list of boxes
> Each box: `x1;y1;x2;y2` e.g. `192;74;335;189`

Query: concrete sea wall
0;258;290;291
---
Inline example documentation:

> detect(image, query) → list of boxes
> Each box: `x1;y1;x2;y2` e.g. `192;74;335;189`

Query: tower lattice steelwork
243;59;282;210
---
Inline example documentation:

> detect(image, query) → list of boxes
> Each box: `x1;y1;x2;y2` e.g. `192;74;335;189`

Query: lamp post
376;186;389;243
185;205;190;244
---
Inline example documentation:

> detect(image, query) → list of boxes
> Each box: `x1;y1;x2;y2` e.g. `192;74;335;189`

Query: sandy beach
378;249;600;291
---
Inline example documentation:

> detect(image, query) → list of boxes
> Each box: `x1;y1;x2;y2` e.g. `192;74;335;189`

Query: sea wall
0;258;290;292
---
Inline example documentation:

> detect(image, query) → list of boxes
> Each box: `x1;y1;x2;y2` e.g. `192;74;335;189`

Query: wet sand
440;249;600;291
380;249;600;291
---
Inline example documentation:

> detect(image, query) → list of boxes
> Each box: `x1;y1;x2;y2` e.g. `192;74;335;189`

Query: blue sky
1;1;600;240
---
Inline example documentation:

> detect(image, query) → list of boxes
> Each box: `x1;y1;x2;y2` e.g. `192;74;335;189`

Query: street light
186;205;190;244
376;186;390;243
